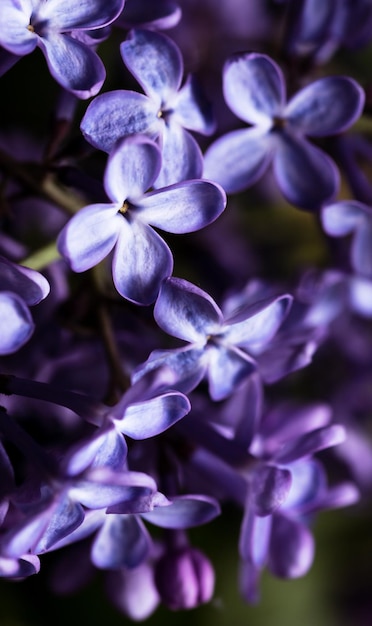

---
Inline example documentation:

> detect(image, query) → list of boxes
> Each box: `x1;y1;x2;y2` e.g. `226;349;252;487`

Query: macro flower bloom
0;256;50;354
57;135;226;305
134;277;292;400
203;52;364;209
0;0;125;97
81;28;215;186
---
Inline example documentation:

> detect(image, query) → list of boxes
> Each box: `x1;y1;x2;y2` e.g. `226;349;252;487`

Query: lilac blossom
186;399;358;603
57;134;226;305
0;256;50;355
203;52;364;209
80;28;215;187
134;277;292;400
321;199;372;277
0;0;125;97
0;422;158;558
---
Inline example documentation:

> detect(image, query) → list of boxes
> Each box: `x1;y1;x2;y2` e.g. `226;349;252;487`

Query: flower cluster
0;0;371;622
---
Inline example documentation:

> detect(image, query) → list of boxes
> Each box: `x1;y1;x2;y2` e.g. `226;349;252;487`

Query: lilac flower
80;28;215;187
0;256;50;355
0;425;158;558
50;492;220;573
321;199;372;277
134;277;292;400
203;52;364;209
187;399;358;603
0;0;125;97
57;135;226;305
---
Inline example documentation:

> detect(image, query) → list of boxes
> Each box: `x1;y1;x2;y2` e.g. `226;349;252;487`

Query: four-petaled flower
0;0;125;97
81;28;215;187
203;52;364;209
134;277;292;400
57;135;226;305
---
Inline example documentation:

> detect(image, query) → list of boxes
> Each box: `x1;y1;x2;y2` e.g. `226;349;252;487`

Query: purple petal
0;257;50;304
106;564;160;621
207;343;256;401
223;294;292;353
0;292;34;354
269;515;315;578
0;554;40;578
321;200;367;236
349;276;372;317
154;277;223;342
223;52;285;126
57;204;120;272
154;121;203;188
273;132;339;209
173;75;216;135
104;135;161;204
63;427;127;476
112;217;173;304
274;424;346;464
286;76;365;137
142;495;220;528
39;0;124;31
203;127;273;194
239;506;272;564
92;514;151;569
70;468;157;509
120;29;183;104
80;90;160;153
133;347;208;395
117;392;191;439
38;33;106;98
352;220;372;276
33;499;85;553
252;466;292;516
281;460;325;511
137;180;226;233
0;1;36;56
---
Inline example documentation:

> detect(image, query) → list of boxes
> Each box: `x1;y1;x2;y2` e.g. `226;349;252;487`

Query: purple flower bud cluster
0;0;371;623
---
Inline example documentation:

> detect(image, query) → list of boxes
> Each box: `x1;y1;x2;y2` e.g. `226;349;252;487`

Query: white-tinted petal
223;53;285;126
112;217;173;305
57;204;120;272
286;76;365;137
142;495;220;528
203;127;272;194
81;90;161;153
0;292;34;354
321;200;367;236
207;343;256;401
38;33;105;98
155;121;203;188
38;0;124;31
154;277;223;342
223;295;292;353
92;515;151;569
104;135;161;204
173;75;216;135
120;28;183;103
117;392;191;439
136;180;226;233
0;0;36;56
273;132;339;209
